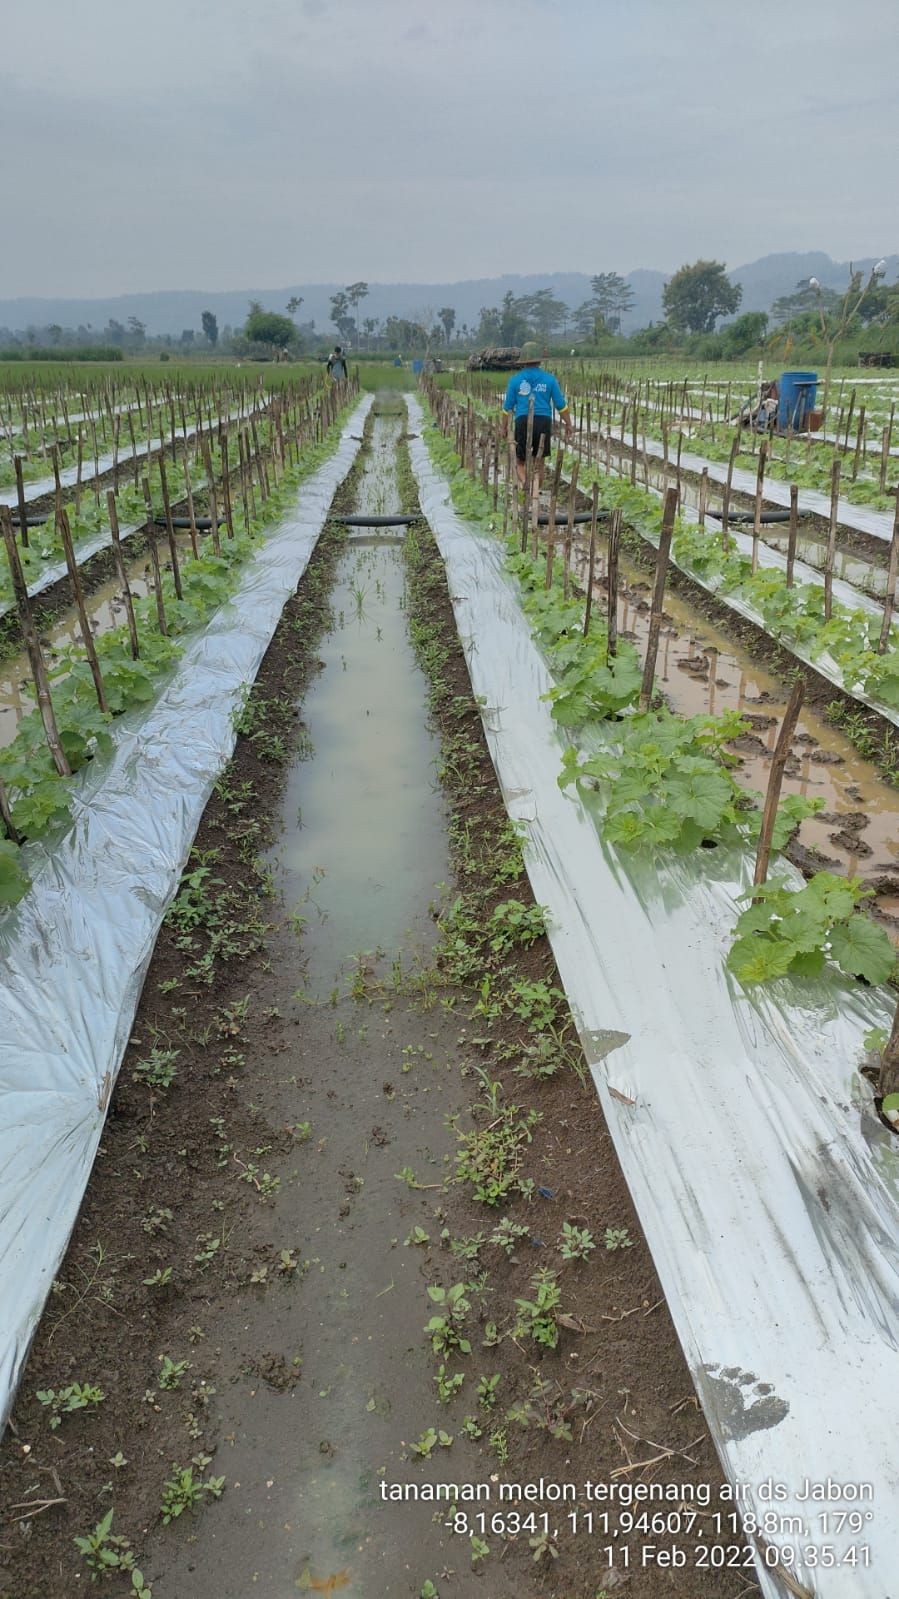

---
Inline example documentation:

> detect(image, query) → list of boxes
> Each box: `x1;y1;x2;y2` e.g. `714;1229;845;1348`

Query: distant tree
201;310;219;346
770;278;839;326
719;311;768;356
180;329;195;347
345;281;369;317
329;290;355;342
475;304;502;343
244;307;296;347
438;306;456;344
126;316;146;346
286;295;303;316
362;316;379;349
105;319;127;346
662;260;742;333
46;323;64;345
518;288;567;339
589;272;635;333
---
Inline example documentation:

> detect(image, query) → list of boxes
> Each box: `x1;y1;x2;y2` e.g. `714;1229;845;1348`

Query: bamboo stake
544;448;564;589
851;406;866;481
563;459;578;598
639;487;678;712
753;678;804;886
0;771;21;845
786;485;798;588
182;460;200;558
13;457;28;549
606;505;621;661
751;439;767;574
721;432;739;550
57;508;109;713
877;490;899;653
0;505;71;775
582;482;599;639
698;467;708;529
106;490;140;659
823;456;841;622
141;479;169;635
157;458;183;598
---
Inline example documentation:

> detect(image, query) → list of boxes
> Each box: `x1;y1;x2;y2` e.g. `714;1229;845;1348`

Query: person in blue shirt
502;350;572;493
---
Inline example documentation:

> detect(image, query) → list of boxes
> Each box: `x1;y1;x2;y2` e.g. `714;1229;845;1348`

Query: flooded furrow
147;404;519;1598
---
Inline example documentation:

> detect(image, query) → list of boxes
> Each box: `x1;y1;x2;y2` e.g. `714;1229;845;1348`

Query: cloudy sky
1;0;895;297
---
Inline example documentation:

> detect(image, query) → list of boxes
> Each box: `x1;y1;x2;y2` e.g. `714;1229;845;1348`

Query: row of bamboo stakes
0;377;353;842
461;368;899;494
438;376;899;1103
426;377;880;898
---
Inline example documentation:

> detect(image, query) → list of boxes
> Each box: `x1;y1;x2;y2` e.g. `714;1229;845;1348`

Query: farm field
1;362;898;1599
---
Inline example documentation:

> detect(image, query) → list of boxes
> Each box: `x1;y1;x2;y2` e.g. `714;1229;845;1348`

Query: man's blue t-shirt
503;367;567;420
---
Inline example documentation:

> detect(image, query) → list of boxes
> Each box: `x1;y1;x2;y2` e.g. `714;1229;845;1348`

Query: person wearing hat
501;343;572;495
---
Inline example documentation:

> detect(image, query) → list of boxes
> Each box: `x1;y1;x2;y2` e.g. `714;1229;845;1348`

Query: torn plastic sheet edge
407;395;899;1599
0;395;372;1437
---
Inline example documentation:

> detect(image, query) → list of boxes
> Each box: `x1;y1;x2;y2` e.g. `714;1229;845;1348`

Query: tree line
5;260;898;362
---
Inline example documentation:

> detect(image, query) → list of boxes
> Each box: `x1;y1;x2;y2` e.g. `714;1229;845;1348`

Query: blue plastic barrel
778;370;817;432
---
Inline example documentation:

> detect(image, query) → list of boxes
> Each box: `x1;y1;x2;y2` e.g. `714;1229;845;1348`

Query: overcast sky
1;0;895;298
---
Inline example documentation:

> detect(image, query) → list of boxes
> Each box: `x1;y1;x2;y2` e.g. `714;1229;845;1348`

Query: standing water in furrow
147;400;518;1598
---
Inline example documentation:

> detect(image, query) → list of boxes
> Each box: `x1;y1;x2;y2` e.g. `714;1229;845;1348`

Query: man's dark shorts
514;414;552;463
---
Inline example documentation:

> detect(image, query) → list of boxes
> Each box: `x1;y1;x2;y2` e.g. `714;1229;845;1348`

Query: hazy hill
0;253;895;340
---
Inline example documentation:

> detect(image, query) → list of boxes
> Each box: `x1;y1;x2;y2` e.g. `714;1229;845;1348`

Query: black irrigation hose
538;510;607;526
708;509;792;525
333;514;423;527
153;516;224;531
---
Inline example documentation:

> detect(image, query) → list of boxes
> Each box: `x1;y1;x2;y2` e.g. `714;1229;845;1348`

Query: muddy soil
0;405;760;1599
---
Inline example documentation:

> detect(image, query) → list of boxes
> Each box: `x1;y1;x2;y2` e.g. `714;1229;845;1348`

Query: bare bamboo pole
106;490;140;660
57;507;109;713
13;457;28;549
141;478;169;635
753;678;805;886
0;505;71;775
751;439;767;574
786;485;799;588
582;482;599;639
823;456;841;622
606;505;621;661
877;490;899;653
157;458;183;598
639;487;678;712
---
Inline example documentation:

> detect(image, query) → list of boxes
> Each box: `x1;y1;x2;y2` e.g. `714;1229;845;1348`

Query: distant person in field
502;345;572;495
327;345;348;381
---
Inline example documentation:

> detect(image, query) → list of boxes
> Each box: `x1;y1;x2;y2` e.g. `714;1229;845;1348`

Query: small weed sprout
514;1268;562;1349
37;1382;104;1428
559;1223;595;1262
477;1374;500;1409
604;1226;633;1251
132;1048;179;1092
72;1509;135;1578
490;1218;529;1257
411;1427;452;1459
157;1356;189;1390
160;1464;224;1524
434;1364;464;1404
425;1283;472;1357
